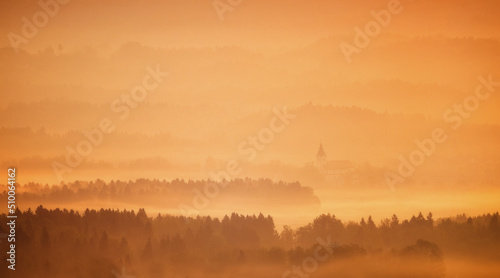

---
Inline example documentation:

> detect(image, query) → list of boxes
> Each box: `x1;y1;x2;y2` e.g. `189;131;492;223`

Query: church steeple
316;144;327;169
316;144;327;158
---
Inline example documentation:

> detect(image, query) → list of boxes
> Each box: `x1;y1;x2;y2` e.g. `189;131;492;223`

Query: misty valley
2;0;500;277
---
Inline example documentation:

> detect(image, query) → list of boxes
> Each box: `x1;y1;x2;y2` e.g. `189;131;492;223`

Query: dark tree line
0;207;498;278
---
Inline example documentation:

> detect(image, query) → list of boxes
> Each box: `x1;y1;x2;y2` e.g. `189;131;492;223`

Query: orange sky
1;0;500;52
1;0;499;223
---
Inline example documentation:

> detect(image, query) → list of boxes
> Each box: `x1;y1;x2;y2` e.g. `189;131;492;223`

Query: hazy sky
1;0;500;53
1;0;499;224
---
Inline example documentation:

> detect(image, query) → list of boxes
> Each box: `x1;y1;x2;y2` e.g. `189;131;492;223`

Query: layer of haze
1;1;500;277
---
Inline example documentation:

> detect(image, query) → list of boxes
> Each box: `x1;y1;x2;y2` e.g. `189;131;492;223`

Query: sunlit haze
1;0;499;277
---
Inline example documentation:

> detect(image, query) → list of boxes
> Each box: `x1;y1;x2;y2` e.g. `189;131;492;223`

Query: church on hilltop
315;144;355;181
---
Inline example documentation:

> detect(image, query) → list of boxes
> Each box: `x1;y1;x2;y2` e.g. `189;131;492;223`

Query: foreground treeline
0;208;499;278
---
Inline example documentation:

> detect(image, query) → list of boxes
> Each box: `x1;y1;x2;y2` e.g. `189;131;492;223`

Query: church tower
315;144;327;171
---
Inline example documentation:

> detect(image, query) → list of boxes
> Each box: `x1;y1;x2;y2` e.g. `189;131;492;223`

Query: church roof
324;160;354;170
316;144;327;157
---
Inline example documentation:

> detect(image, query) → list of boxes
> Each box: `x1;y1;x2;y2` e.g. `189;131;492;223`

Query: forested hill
0;178;320;214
